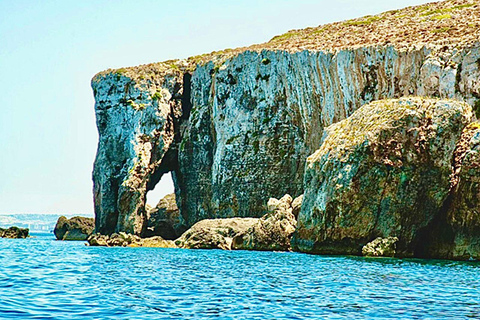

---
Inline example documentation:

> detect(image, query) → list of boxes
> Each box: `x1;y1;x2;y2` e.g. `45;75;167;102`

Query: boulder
54;216;95;241
176;194;300;251
362;237;398;257
0;226;29;239
175;218;258;250
232;194;298;251
144;193;187;240
292;98;472;257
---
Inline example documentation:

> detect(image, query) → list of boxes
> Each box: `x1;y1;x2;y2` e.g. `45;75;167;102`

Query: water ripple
0;233;479;319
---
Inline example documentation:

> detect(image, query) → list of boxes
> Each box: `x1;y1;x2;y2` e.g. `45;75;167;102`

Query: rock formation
54;216;95;241
176;194;300;251
362;237;398;257
87;232;176;248
0;227;29;239
92;65;186;235
144;193;186;239
175;218;258;250
447;123;480;259
231;194;299;251
415;122;480;260
292;98;472;256
91;0;480;259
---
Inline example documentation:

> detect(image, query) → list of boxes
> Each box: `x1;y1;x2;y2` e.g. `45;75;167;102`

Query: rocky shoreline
87;0;480;261
88;194;301;251
86;97;480;261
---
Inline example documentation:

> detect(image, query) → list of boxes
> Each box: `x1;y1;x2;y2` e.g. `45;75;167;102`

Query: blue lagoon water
1;233;480;319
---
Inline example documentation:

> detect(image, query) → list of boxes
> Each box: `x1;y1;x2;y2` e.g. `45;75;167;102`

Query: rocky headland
90;0;480;260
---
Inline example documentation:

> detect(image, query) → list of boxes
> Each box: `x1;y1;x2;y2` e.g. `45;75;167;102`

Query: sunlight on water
0;233;479;319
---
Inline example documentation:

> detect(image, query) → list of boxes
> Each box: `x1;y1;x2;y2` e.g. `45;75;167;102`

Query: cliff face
92;44;480;235
178;45;479;227
92;0;480;238
92;65;185;234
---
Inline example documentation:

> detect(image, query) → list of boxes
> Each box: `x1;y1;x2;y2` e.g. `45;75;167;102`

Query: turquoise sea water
1;233;479;319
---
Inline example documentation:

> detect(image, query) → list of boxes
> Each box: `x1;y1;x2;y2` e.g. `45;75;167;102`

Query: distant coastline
0;213;93;232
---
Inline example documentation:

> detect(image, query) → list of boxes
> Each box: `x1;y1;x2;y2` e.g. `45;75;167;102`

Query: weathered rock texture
292;98;472;257
231;194;299;251
54;216;95;241
175;218;258;250
176;194;300;251
144;193;186;239
92;65;187;235
415;122;480;260
87;232;176;248
448;123;480;259
362;237;398;257
92;0;480;245
0;227;29;239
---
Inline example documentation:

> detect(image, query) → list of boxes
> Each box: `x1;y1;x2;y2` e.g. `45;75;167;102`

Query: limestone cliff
92;64;186;234
92;0;480;238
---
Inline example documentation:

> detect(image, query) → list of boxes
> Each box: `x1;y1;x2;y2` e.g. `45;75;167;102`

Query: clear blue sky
0;0;429;214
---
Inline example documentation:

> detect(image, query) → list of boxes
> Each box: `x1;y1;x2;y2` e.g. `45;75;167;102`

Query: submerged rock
362;237;398;257
144;193;187;240
176;194;300;251
292;97;472;257
54;216;95;241
0;227;29;239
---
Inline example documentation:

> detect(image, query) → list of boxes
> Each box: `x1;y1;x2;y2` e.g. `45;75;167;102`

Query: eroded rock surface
54;216;95;241
92;0;480;241
177;45;480;228
231;194;299;251
176;194;300;251
0;227;29;239
448;123;480;259
175;218;258;250
87;232;176;248
292;98;472;257
92;65;186;235
362;237;399;257
93;44;480;236
144;193;187;240
417;123;480;260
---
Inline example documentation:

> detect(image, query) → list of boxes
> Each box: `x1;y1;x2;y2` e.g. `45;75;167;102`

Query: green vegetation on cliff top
94;0;479;81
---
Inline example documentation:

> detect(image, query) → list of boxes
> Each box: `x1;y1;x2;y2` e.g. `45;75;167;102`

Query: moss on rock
292;97;472;257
